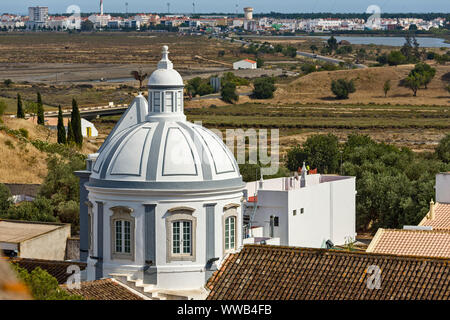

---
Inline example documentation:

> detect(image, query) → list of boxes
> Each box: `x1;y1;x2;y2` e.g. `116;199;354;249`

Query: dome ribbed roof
87;46;243;190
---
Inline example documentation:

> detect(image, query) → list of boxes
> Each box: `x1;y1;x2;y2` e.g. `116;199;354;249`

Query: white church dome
88;46;243;190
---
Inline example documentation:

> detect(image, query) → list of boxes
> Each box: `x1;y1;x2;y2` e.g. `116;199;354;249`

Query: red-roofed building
233;59;257;70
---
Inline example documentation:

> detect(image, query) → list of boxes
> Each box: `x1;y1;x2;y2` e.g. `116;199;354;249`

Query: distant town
1;4;449;34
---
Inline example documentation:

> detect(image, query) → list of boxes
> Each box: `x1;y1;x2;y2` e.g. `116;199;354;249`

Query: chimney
429;199;435;220
300;162;307;188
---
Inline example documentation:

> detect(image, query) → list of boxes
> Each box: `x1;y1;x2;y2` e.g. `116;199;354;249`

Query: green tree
196;82;214;96
310;44;318;54
303;134;340;174
0;183;12;216
403;73;423;96
67;120;75;144
17;93;25;118
410;63;436;89
4;79;13;87
0;100;6;117
256;57;264;68
221;81;239;104
12;265;83;300
252;77;276;99
274;44;283;53
130;70;149;89
283;46;297;58
436;134;450;163
331;79;356;99
57;106;66;144
70;98;82;146
387;51;407;66
286;145;308;171
4;197;56;222
36;92;45;125
383;80;391;97
327;36;338;53
285;134;340;174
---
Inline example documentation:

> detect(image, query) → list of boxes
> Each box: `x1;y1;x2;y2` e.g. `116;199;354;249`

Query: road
216;35;367;69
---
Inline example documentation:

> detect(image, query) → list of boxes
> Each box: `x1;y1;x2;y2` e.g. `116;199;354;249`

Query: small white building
243;164;357;248
233;59;257;70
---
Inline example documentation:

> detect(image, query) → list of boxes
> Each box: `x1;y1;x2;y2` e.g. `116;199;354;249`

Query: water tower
244;7;253;20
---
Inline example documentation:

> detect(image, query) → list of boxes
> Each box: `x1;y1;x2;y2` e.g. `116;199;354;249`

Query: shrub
12;265;83;300
0;183;12;216
252;77;276;99
3;79;13;87
331;79;356;99
436;134;450;163
221;82;239;104
387;51;407;66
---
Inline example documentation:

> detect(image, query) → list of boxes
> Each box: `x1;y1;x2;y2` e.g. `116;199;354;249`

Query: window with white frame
153;91;160;112
172;220;191;254
177;90;182;112
110;206;135;260
165;92;173;112
166;209;197;262
224;216;236;251
223;205;238;253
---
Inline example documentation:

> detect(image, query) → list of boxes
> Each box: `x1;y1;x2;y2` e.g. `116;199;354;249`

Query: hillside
0;117;98;184
274;64;450;106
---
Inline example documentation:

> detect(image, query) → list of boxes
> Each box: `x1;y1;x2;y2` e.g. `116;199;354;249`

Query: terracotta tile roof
206;245;450;300
243;59;257;64
62;279;144;300
420;203;450;230
367;229;450;258
9;258;86;284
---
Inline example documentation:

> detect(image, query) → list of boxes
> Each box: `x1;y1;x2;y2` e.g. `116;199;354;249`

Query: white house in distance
28;117;98;138
233;59;257;70
243;164;357;248
75;46;245;300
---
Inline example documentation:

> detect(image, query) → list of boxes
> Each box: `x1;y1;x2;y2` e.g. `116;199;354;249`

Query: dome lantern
147;46;185;122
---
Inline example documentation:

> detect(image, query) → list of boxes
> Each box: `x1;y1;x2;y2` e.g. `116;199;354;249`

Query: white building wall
247;175;356;248
330;177;357;245
86;188;242;290
287;183;332;248
233;60;257;70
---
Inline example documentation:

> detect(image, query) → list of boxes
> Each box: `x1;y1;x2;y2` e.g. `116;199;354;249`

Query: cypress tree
17;93;25;119
36;92;45;125
57;105;66;144
67;120;75;144
71;98;82;146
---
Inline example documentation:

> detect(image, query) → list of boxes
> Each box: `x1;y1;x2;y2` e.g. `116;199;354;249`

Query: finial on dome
158;45;173;70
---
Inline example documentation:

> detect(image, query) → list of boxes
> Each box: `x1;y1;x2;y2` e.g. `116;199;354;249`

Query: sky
3;0;450;15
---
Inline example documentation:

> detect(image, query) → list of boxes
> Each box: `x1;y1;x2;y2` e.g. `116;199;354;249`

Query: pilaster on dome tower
147;46;185;122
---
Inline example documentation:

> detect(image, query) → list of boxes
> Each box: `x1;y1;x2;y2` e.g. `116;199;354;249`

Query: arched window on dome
110;206;135;261
223;204;239;253
165;207;197;262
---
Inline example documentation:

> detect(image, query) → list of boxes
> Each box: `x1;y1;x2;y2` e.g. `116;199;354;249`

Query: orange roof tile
367;228;450;258
62;279;144;300
206;245;450;300
420;203;450;230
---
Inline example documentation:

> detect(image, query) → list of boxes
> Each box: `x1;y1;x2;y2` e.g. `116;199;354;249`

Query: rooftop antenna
100;0;104;15
192;2;195;15
167;2;170;14
235;4;238;15
125;2;128;18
